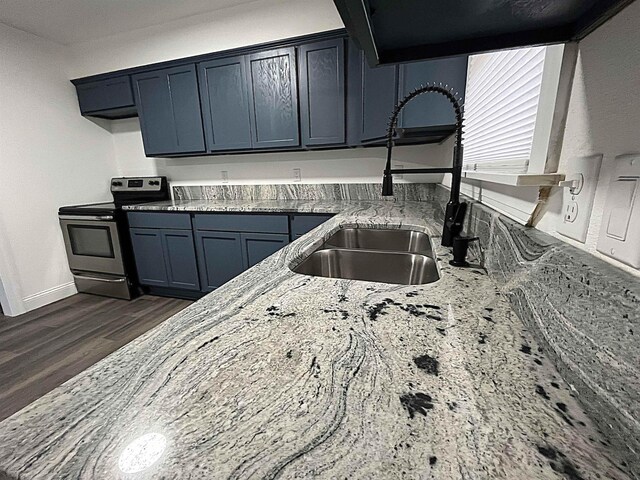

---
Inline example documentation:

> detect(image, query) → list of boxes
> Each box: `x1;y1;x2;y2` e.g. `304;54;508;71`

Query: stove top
58;176;169;217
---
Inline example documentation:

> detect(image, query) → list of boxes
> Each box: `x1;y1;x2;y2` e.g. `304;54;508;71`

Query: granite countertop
0;200;630;479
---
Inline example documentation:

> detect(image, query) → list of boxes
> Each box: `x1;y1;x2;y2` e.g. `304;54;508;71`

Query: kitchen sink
292;228;440;285
294;248;439;285
323;228;433;255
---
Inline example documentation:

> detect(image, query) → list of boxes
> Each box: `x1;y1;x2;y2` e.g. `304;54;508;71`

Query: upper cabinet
74;76;136;119
360;59;398;142
71;30;468;157
198;56;253;152
246;48;300;149
298;38;346;147
132;65;206;156
397;56;469;129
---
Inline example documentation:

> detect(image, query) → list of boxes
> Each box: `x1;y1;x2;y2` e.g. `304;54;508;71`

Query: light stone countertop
0;199;630;479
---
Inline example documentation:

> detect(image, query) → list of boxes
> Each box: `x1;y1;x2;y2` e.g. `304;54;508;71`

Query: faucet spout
382;83;466;247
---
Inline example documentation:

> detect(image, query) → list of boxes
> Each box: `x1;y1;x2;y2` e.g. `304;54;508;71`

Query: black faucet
382;84;466;247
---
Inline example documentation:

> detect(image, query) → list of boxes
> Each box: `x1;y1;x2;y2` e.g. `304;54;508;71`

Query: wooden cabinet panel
75;76;134;115
397;56;468;128
246;48;300;148
194;231;245;292
129;228;169;287
162;229;200;291
360;56;398;142
199;56;253;151
241;233;290;268
299;39;346;146
132;65;205;156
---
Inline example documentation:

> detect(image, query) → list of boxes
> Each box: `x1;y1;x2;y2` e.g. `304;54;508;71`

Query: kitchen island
0;199;630;479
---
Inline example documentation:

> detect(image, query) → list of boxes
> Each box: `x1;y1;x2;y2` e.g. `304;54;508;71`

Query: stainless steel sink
323;228;433;255
293;228;440;285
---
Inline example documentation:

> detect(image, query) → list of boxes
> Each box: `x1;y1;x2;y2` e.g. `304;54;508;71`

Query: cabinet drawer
290;214;333;237
194;214;288;234
76;76;134;114
127;212;191;230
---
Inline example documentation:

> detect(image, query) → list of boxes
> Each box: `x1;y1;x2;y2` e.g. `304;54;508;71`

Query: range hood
334;0;635;66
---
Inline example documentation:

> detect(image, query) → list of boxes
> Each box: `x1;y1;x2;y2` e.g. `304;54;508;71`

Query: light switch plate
293;168;302;182
557;154;603;242
597;154;640;268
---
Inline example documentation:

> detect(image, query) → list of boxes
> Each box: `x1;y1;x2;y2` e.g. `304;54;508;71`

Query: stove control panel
110;177;166;192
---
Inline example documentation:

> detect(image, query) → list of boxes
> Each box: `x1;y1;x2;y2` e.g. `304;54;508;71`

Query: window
461;44;569;183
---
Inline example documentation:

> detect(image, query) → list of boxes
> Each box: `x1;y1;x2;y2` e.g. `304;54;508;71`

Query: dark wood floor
0;294;192;421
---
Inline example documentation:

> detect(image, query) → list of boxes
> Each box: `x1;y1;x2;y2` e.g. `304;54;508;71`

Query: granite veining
0;197;634;479
426;184;640;476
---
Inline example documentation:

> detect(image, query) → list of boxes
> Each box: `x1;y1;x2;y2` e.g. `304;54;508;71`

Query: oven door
59;215;125;275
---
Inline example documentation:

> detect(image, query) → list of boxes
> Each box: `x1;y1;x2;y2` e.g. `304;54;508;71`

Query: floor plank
0;293;192;421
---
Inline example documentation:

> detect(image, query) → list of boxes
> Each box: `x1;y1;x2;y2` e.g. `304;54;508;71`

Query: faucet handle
449;236;479;267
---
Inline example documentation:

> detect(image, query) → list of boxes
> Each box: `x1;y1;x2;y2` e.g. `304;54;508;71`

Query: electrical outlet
564;201;578;223
293;168;302;182
396;164;404;179
556;154;603;243
221;171;229;184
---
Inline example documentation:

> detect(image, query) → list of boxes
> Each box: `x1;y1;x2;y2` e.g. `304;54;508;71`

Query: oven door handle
73;273;126;283
59;215;115;221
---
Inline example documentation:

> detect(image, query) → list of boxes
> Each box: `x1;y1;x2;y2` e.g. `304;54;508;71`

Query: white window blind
462;46;547;174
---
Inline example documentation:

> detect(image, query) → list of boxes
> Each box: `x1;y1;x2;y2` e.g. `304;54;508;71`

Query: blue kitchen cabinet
198;56;253;152
129;228;169;287
194;231;245;292
246;48;300;149
74;75;136;119
132;64;206;156
360;55;398;142
397;56;469;129
161;229;201;291
290;214;334;239
129;213;200;292
241;233;290;268
298;38;346;147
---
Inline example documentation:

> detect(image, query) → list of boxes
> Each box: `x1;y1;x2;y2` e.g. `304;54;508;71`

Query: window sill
461;171;565;187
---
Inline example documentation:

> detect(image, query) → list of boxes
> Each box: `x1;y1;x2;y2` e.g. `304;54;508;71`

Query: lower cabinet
130;212;332;296
195;231;245;292
130;227;200;291
195;231;289;292
241;233;290;268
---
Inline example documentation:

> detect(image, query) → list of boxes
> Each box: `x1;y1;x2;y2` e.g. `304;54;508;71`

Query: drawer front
194;214;288;234
127;212;192;230
76;76;134;114
290;214;333;237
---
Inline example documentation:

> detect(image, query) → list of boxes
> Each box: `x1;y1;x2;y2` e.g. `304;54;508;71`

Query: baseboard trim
22;281;77;312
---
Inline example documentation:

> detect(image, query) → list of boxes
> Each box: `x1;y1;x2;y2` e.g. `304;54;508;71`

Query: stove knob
112;181;122;187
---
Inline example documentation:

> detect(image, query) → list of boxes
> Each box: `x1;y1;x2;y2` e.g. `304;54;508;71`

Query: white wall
448;1;640;275
75;0;450;188
0;23;121;315
67;0;344;78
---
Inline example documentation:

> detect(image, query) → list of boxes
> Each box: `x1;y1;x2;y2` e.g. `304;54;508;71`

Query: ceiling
0;0;263;44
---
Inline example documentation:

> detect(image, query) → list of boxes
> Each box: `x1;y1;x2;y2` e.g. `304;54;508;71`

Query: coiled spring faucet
382;83;467;247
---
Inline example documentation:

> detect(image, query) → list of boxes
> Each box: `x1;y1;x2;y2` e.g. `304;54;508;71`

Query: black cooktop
58;202;118;216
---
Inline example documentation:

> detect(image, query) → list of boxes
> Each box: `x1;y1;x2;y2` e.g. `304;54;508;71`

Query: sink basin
323;228;433;255
293;248;439;285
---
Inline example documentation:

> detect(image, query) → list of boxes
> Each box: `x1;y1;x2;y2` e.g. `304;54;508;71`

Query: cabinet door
129;228;169;287
161;229;200;291
397;56;468;128
299;39;345;146
194;231;245;292
361;55;398;142
246;48;299;149
75;75;134;115
198;56;253;152
241;233;289;269
132;65;205;156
